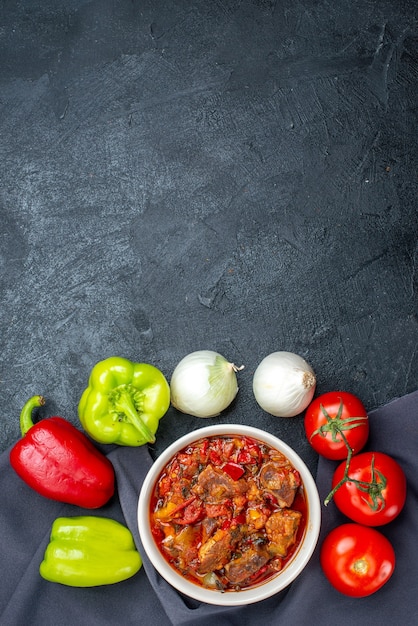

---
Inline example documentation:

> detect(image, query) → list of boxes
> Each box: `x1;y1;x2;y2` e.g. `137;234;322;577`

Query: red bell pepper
223;462;245;480
10;395;115;509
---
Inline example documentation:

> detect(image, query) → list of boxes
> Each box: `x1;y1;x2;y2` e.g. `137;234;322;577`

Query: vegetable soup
150;435;308;591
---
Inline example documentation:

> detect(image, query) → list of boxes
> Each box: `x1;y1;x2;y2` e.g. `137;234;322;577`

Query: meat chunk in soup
197;526;242;574
265;509;302;557
259;461;301;508
193;464;247;503
224;547;270;585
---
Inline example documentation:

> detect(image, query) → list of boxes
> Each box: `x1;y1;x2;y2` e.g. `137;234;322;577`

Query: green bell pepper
40;516;142;587
78;356;170;446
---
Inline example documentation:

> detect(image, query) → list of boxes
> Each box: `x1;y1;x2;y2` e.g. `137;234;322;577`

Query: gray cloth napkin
1;390;417;625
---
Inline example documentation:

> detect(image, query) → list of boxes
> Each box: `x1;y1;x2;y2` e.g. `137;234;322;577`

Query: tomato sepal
304;391;369;461
327;451;407;526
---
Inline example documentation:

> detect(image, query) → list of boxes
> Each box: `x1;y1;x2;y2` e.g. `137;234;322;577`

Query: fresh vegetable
304;391;369;460
252;351;316;417
320;523;395;597
170;350;243;418
326;451;407;526
40;516;142;587
78;356;170;446
10;396;115;508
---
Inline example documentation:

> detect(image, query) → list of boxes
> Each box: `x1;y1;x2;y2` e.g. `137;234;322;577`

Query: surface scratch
369;23;410;110
344;248;388;281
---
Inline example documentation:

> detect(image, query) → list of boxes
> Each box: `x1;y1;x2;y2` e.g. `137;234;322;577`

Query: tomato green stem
324;449;388;510
324;430;353;506
310;401;368;443
318;402;387;510
19;395;45;437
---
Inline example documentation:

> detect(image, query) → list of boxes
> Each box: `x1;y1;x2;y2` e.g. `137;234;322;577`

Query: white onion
253;351;316;417
170;350;243;418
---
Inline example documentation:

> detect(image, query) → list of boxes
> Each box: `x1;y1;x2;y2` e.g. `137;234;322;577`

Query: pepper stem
19;395;45;437
108;385;156;444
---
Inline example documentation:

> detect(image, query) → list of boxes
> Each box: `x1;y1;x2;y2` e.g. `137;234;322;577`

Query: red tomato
304;391;369;460
331;451;407;526
320;523;395;597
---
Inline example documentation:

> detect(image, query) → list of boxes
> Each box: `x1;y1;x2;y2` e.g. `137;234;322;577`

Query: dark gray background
1;0;417;474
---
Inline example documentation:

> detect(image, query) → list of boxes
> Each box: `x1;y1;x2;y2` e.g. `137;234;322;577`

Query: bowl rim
137;424;321;606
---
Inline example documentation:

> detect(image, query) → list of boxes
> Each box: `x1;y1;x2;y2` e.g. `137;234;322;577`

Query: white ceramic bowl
138;424;321;606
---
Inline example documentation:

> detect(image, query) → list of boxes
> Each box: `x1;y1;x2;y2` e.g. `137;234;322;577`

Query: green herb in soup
150;435;307;591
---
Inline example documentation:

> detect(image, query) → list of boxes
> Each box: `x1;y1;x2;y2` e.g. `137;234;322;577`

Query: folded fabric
1;390;417;625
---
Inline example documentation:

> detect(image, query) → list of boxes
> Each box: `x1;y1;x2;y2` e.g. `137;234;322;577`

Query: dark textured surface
1;0;417;475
